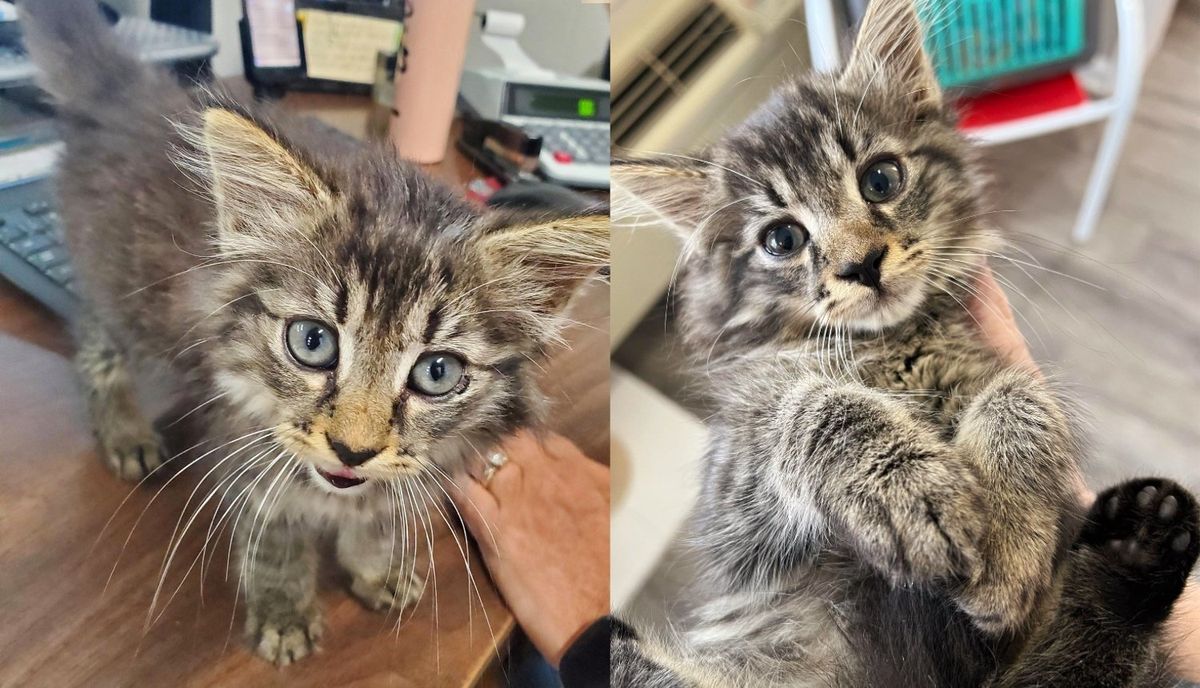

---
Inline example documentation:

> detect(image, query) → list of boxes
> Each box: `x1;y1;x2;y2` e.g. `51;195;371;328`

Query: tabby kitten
22;0;607;666
612;0;1199;685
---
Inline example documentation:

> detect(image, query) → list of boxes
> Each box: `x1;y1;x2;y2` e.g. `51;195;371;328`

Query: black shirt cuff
558;616;611;688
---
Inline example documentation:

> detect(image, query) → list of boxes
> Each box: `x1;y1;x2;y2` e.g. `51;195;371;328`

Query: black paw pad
1080;478;1200;625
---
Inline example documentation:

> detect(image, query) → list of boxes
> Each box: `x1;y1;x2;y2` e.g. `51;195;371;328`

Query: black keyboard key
25;217;52;234
46;263;73;284
0;223;26;244
10;233;55;257
23;201;52;216
27;247;68;271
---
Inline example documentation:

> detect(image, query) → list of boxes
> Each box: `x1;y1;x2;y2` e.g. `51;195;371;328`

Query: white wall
205;0;608;79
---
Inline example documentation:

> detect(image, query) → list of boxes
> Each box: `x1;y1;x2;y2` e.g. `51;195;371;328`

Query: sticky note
299;9;403;84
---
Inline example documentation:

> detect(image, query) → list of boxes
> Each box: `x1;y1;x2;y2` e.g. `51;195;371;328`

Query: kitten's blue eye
860;158;904;203
286;319;338;369
761;222;808;257
408;353;465;396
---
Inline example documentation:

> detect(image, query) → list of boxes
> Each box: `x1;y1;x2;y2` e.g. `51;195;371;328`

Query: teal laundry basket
847;0;1096;93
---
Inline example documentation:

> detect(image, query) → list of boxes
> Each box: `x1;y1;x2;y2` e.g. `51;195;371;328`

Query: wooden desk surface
0;88;609;688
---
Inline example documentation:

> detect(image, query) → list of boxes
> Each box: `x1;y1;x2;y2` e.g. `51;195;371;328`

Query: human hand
448;430;609;666
966;264;1036;372
967;264;1089;505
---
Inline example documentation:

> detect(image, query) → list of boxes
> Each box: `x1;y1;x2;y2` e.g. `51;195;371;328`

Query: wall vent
612;3;739;146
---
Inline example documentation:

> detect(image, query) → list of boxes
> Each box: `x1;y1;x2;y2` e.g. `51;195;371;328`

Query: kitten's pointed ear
844;0;942;109
612;156;711;239
197;108;333;240
477;210;609;319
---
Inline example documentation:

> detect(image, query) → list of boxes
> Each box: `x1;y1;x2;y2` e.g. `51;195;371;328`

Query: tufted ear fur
611;156;713;240
196;108;334;251
843;0;942;110
476;209;609;321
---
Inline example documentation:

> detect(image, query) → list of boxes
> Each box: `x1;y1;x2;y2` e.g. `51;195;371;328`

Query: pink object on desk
389;0;476;163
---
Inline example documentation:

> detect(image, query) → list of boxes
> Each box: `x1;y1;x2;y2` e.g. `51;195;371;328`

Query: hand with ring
449;430;610;667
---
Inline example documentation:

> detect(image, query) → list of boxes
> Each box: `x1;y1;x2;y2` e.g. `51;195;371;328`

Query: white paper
300;9;403;85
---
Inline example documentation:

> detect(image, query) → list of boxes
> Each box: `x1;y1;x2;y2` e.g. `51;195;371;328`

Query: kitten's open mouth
315;466;368;489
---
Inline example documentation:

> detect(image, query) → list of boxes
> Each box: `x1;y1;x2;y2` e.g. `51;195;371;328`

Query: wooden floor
980;0;1200;488
618;0;1200;492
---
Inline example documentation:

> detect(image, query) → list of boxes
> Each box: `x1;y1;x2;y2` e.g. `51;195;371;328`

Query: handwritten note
246;0;302;68
299;9;403;84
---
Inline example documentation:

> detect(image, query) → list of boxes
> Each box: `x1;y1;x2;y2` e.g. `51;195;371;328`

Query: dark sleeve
558;616;612;688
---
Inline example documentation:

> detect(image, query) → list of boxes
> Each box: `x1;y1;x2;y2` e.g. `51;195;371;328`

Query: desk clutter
0;1;609;319
456;9;609;188
241;0;405;96
243;3;609;186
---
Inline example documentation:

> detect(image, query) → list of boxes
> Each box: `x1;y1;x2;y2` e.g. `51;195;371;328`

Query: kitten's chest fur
801;294;1003;428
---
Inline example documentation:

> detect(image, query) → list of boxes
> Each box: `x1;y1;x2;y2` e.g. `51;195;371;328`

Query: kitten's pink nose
329;439;379;467
836;245;886;291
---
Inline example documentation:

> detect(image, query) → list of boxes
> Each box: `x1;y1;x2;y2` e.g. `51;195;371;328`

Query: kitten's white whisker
102;429;273;596
164;391;229;429
147;436;277;626
415;477;502;666
169;336;215;363
197;451;276;598
170;288;282;351
241;453;296;594
160;449;274;615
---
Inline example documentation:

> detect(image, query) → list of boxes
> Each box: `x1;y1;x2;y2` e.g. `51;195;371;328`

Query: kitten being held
612;0;1198;685
21;0;606;666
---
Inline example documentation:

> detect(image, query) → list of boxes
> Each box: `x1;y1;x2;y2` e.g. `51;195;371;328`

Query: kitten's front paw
956;562;1048;634
246;601;323;666
1080;478;1199;625
349;568;424;613
839;449;985;586
98;423;167;482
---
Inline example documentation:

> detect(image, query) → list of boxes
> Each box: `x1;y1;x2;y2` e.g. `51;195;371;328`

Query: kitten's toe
898;484;984;584
349;569;424;613
956;568;1046;635
98;427;167;482
1080;478;1200;624
246;603;322;666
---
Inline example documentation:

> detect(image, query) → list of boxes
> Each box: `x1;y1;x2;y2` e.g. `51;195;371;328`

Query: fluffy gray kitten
22;0;606;666
612;1;1198;685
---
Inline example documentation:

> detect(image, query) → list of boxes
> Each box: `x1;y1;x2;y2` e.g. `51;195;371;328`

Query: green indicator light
578;98;596;118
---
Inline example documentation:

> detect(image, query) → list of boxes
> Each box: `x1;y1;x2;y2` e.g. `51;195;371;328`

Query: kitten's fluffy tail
19;0;149;110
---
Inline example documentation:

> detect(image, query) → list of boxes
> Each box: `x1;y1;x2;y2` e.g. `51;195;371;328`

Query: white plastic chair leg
805;0;843;73
1072;0;1145;243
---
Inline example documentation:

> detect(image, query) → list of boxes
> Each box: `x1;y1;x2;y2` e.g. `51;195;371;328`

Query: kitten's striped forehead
721;80;931;214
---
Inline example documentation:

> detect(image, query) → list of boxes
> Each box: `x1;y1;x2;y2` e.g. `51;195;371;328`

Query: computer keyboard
0;176;75;317
0;17;219;86
0;14;218;319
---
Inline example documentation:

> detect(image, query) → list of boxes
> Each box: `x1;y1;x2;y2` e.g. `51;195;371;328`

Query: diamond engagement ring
480;450;508;487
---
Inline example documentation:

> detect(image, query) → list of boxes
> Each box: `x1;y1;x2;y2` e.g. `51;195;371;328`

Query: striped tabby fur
612;0;1198;685
21;0;606;666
